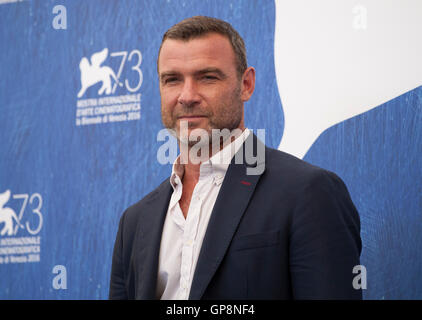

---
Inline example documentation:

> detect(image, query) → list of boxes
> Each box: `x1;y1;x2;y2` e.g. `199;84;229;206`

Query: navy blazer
109;133;362;299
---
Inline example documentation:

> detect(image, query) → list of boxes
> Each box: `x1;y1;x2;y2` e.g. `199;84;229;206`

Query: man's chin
178;128;212;147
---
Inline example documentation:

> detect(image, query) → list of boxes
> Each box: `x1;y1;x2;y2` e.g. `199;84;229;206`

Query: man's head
157;16;255;147
158;16;247;79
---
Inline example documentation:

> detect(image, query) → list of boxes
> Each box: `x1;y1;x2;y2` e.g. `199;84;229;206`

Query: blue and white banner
0;0;421;299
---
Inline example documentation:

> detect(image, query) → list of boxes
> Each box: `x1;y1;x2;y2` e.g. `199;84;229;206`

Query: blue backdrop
0;0;420;299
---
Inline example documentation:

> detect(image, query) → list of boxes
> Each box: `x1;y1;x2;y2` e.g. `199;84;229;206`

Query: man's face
158;33;247;144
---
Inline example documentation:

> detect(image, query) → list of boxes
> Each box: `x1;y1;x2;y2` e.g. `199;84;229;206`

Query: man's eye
202;75;218;81
164;77;178;84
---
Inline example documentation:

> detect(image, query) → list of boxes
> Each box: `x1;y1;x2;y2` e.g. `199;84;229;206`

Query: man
109;16;362;300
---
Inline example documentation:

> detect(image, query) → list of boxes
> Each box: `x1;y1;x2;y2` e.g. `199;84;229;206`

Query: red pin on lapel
240;180;251;186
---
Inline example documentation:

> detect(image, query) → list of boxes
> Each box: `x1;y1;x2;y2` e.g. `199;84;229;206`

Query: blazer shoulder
262;147;355;205
264;146;360;221
265;147;338;181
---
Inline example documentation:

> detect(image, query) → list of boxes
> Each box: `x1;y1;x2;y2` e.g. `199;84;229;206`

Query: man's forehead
158;33;236;72
162;32;231;48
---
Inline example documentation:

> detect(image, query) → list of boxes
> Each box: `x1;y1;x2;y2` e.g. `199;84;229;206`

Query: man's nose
178;79;200;107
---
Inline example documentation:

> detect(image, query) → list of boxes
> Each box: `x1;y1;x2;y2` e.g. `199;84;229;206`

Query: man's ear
240;67;256;102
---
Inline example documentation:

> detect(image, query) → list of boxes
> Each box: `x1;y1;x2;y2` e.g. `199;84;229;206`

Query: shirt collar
170;128;250;189
170;156;185;190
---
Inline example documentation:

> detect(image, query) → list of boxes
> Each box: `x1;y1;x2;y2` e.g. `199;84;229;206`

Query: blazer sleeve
109;211;128;300
289;170;362;299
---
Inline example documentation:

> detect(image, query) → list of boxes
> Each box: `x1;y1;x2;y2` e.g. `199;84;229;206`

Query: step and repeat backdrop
0;0;421;299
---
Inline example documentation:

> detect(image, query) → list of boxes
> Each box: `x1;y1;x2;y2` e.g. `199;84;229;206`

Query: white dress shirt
156;128;251;300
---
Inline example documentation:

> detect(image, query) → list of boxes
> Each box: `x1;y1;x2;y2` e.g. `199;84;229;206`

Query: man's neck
182;162;201;184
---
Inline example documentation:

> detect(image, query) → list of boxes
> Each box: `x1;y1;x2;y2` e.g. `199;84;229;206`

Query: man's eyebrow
195;68;227;78
159;68;227;81
160;71;180;81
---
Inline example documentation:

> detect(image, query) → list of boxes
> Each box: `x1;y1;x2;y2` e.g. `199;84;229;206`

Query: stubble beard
161;85;243;149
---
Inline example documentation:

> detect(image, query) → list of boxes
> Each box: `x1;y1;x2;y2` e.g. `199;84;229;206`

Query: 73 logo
77;48;143;98
0;190;43;237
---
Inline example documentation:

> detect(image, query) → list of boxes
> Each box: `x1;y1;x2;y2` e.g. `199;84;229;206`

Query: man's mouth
178;115;206;120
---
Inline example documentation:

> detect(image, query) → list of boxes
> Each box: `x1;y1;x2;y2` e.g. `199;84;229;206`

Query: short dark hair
157;16;247;78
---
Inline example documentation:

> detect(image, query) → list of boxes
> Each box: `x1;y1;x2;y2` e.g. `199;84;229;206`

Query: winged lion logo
77;48;122;98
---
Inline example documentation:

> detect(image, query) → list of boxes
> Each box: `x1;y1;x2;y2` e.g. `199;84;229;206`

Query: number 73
110;50;143;94
12;193;43;235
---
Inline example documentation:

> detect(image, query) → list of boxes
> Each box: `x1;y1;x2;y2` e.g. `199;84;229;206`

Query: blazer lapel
135;180;172;299
189;133;266;299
